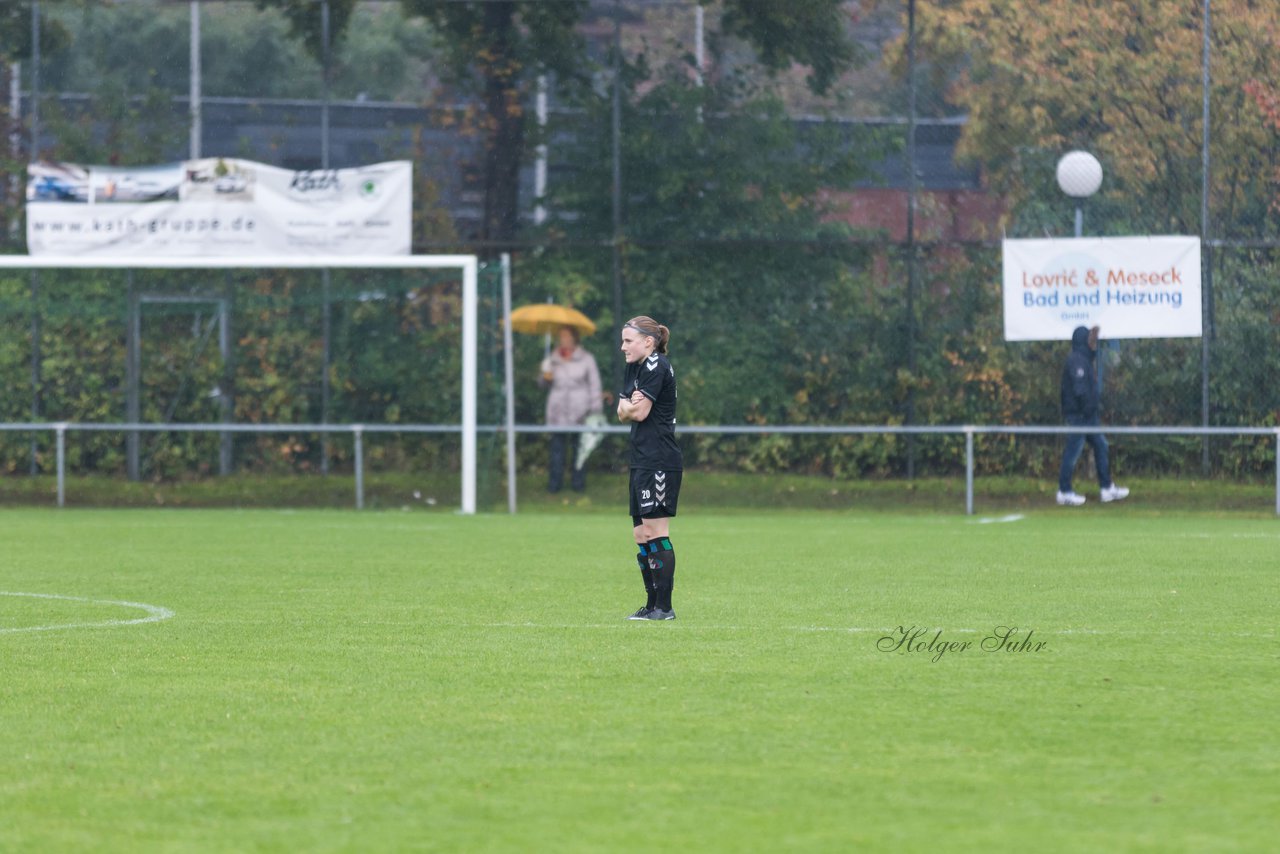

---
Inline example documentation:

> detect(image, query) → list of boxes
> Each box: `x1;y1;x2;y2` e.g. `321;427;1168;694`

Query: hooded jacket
1060;325;1099;420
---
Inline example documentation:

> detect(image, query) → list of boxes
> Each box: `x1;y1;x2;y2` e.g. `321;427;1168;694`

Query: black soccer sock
636;549;656;610
646;537;676;611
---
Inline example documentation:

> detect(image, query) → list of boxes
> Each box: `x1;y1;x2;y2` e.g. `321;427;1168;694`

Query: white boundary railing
2;422;1278;515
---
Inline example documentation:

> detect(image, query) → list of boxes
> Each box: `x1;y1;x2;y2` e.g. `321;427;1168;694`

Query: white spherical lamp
1056;151;1103;198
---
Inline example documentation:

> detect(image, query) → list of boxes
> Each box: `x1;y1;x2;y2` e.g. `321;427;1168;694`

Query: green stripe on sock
661;538;671;551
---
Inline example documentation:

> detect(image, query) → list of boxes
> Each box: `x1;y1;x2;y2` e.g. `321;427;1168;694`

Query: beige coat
539;346;603;426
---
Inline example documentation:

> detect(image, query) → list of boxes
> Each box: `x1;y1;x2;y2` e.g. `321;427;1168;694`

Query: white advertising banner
1002;236;1202;341
26;158;412;257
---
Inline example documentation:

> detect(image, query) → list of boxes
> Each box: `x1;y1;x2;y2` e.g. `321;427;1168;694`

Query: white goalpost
0;254;480;514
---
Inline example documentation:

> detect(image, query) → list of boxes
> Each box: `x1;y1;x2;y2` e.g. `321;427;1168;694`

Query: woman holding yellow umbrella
509;304;604;493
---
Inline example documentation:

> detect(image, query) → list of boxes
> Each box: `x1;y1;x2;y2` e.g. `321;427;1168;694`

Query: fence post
353;426;364;510
501;253;517;514
55;423;66;508
126;277;140;481
964;427;974;516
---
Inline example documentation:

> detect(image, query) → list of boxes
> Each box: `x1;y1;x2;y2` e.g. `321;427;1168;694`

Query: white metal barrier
3;422;1279;515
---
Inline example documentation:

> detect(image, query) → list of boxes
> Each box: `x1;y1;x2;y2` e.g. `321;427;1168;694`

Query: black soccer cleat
643;608;676;621
627;607;653;621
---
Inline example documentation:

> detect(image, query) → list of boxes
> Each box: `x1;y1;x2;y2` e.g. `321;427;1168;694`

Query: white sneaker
1100;484;1130;503
1056;491;1086;506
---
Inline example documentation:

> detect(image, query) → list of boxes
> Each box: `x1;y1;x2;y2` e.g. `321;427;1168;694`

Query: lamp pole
1056;150;1106;388
1200;0;1212;474
320;0;332;474
29;0;41;475
190;1;201;160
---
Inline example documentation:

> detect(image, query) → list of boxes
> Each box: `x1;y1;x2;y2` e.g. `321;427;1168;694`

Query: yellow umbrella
508;303;597;336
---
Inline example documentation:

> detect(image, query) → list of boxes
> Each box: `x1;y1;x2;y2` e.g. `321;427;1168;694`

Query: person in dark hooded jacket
1057;325;1129;506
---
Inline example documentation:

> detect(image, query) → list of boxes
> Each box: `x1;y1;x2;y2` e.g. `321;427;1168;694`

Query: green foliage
906;0;1280;240
0;266;507;480
38;3;433;101
720;0;858;94
0;0;70;62
3;1;1280;486
400;0;588;82
525;62;899;475
39;87;185;165
257;0;359;62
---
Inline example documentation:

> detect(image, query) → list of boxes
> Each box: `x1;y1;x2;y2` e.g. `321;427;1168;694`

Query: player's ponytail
625;315;670;355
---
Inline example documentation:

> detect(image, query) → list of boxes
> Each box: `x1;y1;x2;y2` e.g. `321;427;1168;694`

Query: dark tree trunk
479;1;524;250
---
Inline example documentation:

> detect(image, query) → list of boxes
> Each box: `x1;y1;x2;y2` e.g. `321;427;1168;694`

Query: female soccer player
616;315;682;621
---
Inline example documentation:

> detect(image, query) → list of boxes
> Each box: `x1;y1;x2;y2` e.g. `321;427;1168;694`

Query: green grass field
2;506;1278;851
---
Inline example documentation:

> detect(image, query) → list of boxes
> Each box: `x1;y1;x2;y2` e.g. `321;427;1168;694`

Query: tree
720;0;858;95
885;0;1280;457
35;3;431;102
406;0;865;250
1244;71;1280;215
398;0;588;248
519;53;898;471
898;0;1280;238
260;0;862;250
0;0;72;245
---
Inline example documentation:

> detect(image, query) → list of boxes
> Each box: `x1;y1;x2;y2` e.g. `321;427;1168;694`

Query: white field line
974;514;1026;524
0;592;175;635
474;622;1097;635
472;622;1274;638
1172;532;1280;539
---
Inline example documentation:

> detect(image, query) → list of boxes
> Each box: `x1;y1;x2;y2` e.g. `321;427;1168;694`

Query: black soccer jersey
621;352;682;471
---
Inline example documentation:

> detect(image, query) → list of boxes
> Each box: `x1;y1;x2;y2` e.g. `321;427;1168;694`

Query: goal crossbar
0;254;480;514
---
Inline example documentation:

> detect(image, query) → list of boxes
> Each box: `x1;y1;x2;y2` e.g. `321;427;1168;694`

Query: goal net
0;255;489;513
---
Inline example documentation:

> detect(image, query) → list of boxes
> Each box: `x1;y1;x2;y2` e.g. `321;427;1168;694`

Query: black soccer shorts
629;467;681;526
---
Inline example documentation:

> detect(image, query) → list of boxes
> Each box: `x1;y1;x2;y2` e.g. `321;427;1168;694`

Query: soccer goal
0;254;481;513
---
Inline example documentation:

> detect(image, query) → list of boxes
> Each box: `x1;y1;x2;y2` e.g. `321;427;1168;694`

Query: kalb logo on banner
1002;236;1202;341
25;158;412;257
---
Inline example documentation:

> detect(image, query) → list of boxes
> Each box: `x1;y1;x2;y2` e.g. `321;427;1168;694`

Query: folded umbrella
575;412;609;471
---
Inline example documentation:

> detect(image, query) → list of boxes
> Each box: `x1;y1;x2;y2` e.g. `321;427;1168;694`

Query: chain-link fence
1;1;1278;499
